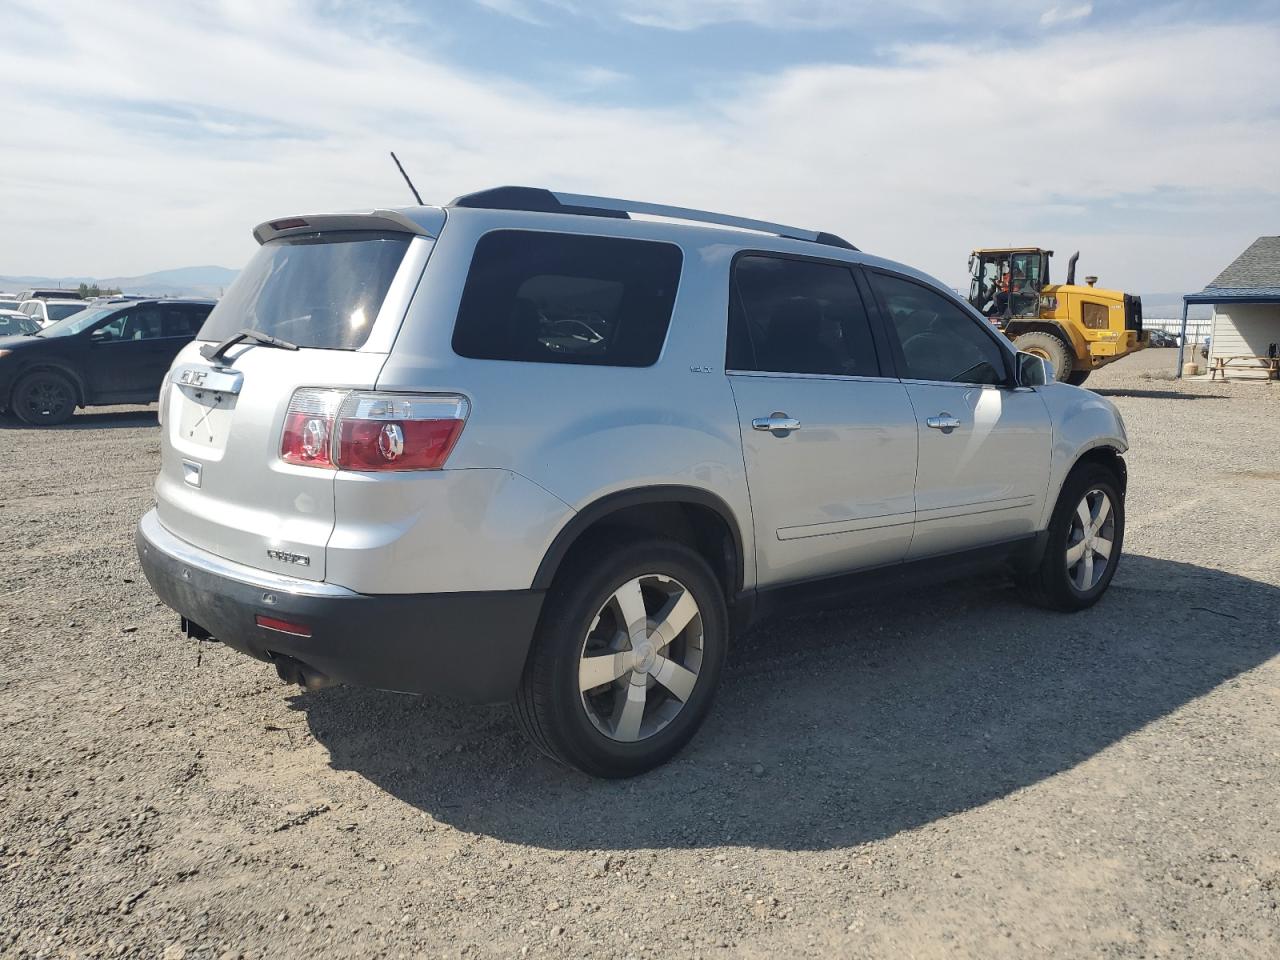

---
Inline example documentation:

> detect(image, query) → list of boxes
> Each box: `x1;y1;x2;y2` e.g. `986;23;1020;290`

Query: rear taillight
335;393;469;470
281;388;346;468
280;389;469;472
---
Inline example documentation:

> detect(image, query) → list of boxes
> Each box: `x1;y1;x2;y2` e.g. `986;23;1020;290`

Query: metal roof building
1177;237;1280;376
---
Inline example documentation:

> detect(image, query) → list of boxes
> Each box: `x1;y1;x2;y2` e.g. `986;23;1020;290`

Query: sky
2;0;1278;292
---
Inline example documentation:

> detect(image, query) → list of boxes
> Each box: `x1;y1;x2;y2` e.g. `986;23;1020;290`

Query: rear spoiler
252;207;445;244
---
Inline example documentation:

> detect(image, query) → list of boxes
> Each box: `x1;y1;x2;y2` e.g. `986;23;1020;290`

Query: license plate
176;386;237;449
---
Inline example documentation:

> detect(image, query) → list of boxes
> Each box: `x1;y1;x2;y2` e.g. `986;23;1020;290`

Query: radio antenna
389;151;424;205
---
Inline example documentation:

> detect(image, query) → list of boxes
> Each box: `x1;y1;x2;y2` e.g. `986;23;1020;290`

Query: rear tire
513;537;728;778
1012;331;1073;384
1065;369;1091;386
13;371;77;426
1018;462;1124;612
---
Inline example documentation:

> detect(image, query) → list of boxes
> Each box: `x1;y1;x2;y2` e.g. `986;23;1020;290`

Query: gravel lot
2;348;1278;960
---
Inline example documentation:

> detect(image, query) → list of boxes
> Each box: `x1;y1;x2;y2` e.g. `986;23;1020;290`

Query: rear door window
728;255;879;377
452;230;683;367
198;231;411;350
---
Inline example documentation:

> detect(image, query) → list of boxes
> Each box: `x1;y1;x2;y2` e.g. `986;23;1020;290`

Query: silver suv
137;187;1128;777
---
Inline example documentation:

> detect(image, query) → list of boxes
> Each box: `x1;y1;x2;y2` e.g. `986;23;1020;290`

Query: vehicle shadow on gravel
295;554;1279;852
1088;388;1225;401
0;408;157;430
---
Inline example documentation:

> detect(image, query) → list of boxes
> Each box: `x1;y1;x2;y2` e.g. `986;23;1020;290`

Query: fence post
1175;299;1190;378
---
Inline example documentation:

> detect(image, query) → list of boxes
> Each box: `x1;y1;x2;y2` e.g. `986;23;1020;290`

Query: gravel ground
2;348;1278;960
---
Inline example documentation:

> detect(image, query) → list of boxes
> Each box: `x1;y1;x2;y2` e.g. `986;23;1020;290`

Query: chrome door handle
752;413;802;436
926;413;961;433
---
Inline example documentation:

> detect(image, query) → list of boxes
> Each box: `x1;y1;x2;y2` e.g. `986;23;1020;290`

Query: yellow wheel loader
967;248;1147;385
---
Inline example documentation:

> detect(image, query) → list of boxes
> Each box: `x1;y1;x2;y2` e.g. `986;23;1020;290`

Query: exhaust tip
272;654;337;691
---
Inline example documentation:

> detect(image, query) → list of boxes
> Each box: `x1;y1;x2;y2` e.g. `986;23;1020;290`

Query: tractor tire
1012;331;1073;383
1065;369;1091;387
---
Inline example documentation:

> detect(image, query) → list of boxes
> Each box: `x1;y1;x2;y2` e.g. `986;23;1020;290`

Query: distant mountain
1140;292;1212;321
0;265;238;299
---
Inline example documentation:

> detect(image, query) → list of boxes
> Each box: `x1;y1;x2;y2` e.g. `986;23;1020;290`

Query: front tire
1066;369;1091;387
1013;331;1073;384
13;371;77;426
513;537;728;778
1018;463;1124;611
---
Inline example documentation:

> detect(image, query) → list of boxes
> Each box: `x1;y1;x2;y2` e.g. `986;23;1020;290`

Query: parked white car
20;299;89;328
138;186;1129;777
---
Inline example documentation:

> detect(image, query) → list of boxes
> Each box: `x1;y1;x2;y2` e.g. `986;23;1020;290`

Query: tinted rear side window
162;306;211;338
199;231;411;350
452;230;683;367
728;255;879;377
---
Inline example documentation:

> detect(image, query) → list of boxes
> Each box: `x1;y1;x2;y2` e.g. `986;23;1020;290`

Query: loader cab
968;248;1051;321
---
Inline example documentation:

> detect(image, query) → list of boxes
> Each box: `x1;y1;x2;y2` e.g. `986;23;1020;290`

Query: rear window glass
46;303;88;322
198;231;411;350
452;230;683;367
0;315;37;336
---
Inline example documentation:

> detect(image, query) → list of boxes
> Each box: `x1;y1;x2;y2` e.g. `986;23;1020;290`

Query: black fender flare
531;485;746;593
8;362;88;408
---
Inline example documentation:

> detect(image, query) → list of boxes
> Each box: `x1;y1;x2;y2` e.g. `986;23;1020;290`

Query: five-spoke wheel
1065;488;1116;592
514;538;727;778
1019;461;1125;611
578;574;704;743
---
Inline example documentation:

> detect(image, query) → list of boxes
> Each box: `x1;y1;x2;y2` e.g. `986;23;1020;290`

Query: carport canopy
1176;288;1280;376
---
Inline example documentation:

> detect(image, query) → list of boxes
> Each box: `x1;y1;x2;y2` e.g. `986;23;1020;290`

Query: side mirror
1015;351;1051;387
89;329;109;341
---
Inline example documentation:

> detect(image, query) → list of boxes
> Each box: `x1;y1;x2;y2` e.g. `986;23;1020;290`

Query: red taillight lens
334;393;469;471
281;390;468;472
280;388;346;468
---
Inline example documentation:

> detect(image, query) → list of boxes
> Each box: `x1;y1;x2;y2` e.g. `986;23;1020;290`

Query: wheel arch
531;486;746;601
1025;442;1127;570
9;362;87;408
1068;443;1127;494
1005;320;1086;364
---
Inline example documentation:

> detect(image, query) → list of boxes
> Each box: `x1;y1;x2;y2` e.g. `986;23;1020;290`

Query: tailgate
156;345;389;581
148;220;439;582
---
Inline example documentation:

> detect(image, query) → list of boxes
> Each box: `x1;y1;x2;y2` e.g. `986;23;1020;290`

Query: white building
1179;237;1280;379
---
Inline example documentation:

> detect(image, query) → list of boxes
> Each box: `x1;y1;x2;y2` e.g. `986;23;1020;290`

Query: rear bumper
1087;332;1143;363
136;510;543;703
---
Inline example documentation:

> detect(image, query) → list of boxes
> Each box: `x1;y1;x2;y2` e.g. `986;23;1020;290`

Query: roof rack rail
449;186;857;251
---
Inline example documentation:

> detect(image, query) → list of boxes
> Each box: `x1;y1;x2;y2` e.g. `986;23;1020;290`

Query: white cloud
1;0;1277;293
468;0;545;25
483;0;1088;31
569;66;629;88
1040;3;1093;27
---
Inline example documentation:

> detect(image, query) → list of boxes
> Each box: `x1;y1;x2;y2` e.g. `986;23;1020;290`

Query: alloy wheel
24;377;72;421
1065;487;1116;592
578;574;704;742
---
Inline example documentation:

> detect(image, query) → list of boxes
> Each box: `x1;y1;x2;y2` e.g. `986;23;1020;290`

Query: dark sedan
0;311;41;338
0;298;214;425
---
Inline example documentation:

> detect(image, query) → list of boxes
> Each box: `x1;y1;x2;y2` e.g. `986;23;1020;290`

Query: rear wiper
200;328;300;364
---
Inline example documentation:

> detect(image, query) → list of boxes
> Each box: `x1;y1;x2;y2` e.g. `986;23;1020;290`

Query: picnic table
1208;355;1280;381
